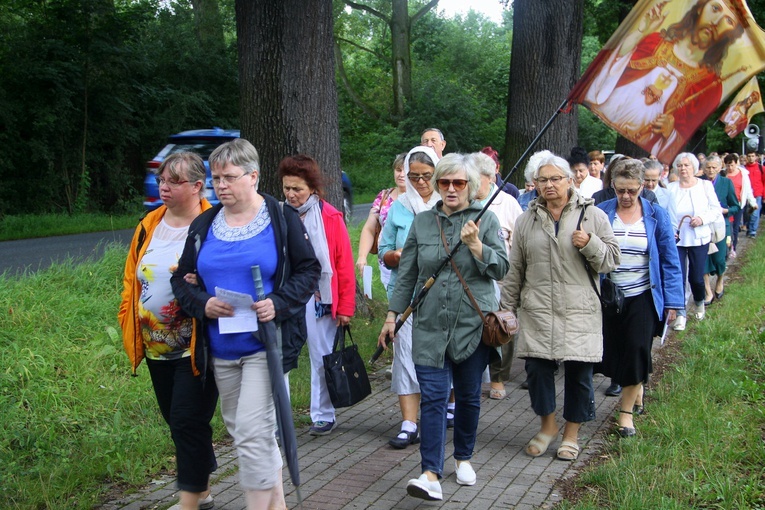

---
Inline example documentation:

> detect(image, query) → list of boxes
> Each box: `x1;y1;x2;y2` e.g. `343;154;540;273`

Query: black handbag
577;206;625;316
322;325;371;408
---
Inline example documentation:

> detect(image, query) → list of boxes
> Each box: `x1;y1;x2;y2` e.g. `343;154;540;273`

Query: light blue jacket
597;197;685;319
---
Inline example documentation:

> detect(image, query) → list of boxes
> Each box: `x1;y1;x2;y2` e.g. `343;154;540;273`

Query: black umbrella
252;266;301;492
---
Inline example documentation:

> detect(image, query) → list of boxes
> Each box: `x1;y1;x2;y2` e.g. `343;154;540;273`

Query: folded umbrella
252;267;301;490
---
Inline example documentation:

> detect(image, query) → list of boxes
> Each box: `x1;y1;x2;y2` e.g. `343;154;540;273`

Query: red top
745;162;763;198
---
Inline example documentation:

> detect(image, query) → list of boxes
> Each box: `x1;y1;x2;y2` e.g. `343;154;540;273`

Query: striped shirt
611;215;650;298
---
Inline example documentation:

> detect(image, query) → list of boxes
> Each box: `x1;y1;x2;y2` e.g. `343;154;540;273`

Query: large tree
503;0;584;181
236;0;343;209
340;0;439;120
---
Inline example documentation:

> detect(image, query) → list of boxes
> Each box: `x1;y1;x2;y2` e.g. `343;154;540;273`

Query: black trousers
146;357;219;492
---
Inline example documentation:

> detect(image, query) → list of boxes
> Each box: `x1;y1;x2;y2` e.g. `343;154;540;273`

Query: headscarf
397;146;441;215
296;193;333;304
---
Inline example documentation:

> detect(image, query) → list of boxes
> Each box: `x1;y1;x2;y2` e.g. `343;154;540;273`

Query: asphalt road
0;203;372;277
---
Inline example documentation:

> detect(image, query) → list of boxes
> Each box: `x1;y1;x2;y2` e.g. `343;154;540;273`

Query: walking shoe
388;428;419;449
309;420;336;436
729;248;737;259
605;382;622;396
455;460;476;486
693;303;705;321
446;410;455;429
406;474;442;501
672;316;686;331
168;495;214;510
520;378;529;390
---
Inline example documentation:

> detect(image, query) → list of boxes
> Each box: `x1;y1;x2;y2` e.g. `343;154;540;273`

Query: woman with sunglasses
595;159;684;437
379;153;509;501
377;146;440;451
119;152;218;510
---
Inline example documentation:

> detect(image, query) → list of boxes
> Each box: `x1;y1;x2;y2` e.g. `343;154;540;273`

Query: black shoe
520;379;529;390
605;383;622;396
617;426;636;438
446;411;455;429
633;404;645;416
388;429;420;449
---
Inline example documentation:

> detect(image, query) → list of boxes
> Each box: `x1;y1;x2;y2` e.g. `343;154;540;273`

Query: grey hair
157;152;206;198
392;153;407;171
703;155;722;168
524;150;573;181
611;158;645;184
433;153;481;201
420;127;445;141
469;152;497;178
643;159;663;173
673;152;699;173
209;138;260;176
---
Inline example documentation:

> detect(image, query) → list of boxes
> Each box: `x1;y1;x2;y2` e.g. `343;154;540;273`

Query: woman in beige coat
500;150;620;462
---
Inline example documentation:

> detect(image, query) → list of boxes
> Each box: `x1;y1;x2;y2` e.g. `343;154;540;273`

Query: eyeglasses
615;187;641;196
535;176;567;185
408;173;433;183
212;174;247;186
436;178;468;191
155;177;189;188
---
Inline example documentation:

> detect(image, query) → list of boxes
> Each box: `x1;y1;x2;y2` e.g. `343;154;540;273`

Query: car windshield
168;140;230;159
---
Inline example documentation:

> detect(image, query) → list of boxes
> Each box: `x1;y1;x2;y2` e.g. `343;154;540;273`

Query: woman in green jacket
379;153;509;501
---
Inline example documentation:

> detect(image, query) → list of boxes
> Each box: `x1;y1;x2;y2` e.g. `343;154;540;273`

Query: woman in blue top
378;145;440;449
596;159;684;438
172;139;320;510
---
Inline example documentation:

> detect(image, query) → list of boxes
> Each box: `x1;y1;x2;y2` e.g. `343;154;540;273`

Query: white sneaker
455;460;477;486
406;474;443;501
167;495;214;510
694;303;705;320
672;316;686;331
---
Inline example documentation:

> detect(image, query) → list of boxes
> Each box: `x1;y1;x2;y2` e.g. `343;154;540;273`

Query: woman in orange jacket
118;152;217;510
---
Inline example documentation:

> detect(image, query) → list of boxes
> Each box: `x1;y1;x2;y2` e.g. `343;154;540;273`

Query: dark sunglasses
436;179;468;191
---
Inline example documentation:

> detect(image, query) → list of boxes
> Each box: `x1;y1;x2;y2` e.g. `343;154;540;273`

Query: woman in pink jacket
279;155;356;435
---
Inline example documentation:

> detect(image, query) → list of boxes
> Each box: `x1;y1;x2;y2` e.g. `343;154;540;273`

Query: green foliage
0;0;238;216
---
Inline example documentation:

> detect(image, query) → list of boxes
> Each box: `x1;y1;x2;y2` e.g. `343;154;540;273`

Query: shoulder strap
576;204;602;299
436;216;485;321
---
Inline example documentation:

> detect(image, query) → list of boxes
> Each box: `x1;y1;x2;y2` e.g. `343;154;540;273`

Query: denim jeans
676;244;708;316
732;209;743;249
525;358;595;423
747;196;762;236
415;342;490;478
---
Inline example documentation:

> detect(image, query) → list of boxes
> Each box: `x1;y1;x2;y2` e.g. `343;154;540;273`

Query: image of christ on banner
568;0;765;163
720;76;764;137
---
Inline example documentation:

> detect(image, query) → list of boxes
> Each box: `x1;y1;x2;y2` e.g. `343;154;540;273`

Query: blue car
144;128;353;221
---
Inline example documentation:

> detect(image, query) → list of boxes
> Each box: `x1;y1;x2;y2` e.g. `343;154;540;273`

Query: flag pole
369;97;571;364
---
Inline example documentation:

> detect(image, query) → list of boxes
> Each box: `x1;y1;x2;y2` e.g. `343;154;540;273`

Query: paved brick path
99;357;626;510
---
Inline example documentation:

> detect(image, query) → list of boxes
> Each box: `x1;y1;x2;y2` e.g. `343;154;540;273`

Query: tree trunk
390;0;411;120
190;0;226;53
503;0;583;184
236;0;343;210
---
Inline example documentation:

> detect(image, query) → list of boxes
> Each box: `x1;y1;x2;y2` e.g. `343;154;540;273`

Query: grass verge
0;223;390;508
557;239;765;509
0;213;143;241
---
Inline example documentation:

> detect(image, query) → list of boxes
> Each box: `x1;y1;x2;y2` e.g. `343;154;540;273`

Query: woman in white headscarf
377;146;440;449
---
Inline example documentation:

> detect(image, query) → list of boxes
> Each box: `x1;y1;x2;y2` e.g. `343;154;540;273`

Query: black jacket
171;194;321;377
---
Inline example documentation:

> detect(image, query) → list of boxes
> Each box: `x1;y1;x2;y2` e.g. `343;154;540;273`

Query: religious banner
720;76;764;137
568;0;765;163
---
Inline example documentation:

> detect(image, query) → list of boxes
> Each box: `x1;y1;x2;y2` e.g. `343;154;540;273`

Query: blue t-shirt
198;207;279;360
